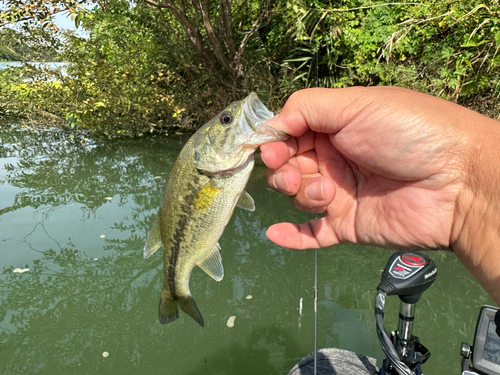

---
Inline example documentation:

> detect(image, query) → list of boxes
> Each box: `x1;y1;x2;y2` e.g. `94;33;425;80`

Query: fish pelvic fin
158;293;205;327
236;190;255;212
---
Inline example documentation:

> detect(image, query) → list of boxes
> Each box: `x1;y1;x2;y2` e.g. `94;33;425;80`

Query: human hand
261;87;500;302
262;87;472;250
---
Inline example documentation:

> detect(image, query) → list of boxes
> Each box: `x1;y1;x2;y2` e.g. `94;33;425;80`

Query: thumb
266;86;421;137
265;87;360;137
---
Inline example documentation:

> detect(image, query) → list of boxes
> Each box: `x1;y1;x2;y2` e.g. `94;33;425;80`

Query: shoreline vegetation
1;0;499;138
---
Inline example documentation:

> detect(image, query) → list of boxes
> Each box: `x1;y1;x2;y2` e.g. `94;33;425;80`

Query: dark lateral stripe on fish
168;188;197;298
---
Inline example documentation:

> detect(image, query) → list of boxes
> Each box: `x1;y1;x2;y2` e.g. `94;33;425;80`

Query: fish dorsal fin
236;191;255;212
197;243;224;281
143;214;162;259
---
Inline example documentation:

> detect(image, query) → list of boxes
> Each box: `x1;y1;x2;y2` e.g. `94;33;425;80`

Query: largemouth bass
143;93;287;326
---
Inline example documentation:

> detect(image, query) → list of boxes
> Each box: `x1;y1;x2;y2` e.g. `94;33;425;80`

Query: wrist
451;113;500;304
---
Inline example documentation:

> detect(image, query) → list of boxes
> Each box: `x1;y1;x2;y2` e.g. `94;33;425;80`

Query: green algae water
0;124;495;374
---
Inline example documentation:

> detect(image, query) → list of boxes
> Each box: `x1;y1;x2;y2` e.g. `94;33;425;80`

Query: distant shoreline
0;61;69;69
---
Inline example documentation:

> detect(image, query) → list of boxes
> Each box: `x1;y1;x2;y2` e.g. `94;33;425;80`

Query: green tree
0;27;61;61
0;0;87;28
265;0;500;117
1;0;499;133
0;0;270;84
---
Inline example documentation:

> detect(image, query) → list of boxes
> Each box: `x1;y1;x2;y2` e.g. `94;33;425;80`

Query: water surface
0;124;494;374
0;62;69;70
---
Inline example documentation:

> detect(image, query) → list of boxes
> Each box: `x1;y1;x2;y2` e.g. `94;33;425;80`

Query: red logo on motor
401;253;425;266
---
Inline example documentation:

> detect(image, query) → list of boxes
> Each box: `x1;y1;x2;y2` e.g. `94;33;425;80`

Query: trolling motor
289;251;500;375
375;252;438;375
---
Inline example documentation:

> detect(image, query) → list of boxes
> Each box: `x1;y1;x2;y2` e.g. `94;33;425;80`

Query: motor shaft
397;301;415;358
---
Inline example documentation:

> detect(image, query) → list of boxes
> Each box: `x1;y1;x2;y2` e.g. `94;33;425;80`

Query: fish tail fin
158;292;205;327
179;295;204;327
158;293;179;325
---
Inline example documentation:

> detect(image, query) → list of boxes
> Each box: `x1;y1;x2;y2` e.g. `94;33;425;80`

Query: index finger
260;129;315;169
261;86;373;169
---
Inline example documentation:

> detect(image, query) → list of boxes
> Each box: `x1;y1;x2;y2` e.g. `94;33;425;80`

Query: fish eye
219;112;233;124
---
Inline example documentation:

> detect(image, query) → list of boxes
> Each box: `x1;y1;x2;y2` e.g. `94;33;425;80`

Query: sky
51;10;90;39
53;11;78;31
0;3;74;30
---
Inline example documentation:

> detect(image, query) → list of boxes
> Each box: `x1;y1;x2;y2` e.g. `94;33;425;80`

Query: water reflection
0;125;314;374
0;244;160;372
0;125;177;214
0;124;495;375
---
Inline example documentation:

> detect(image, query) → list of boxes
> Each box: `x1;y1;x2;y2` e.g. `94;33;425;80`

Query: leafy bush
1;0;499;135
0;3;192;136
268;0;500;117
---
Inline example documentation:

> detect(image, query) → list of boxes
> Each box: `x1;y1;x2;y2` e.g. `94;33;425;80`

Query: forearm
451;111;500;305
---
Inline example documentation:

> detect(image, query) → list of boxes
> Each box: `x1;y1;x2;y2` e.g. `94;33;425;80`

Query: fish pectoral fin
197;242;224;282
236;190;255;212
143;214;162;259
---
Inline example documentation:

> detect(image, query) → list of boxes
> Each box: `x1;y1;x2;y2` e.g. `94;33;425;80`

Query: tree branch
323;2;426;12
199;0;234;78
220;0;235;59
141;0;164;8
147;0;216;69
233;0;270;76
141;0;237;80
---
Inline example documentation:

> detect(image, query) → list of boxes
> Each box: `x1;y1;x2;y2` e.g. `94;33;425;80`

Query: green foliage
1;1;196;136
0;27;61;61
0;0;265;135
58;2;183;135
266;0;500;116
1;0;500;135
0;0;91;27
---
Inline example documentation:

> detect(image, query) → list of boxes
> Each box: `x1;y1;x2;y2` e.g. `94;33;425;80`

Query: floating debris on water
13;268;30;274
226;316;236;328
246;295;252;300
298;297;303;328
102;351;109;358
100;234;106;238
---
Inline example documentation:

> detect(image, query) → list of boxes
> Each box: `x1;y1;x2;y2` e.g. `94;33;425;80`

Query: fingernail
305;181;324;202
273;171;290;193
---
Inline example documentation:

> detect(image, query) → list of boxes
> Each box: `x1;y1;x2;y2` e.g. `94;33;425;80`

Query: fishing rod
314;245;318;375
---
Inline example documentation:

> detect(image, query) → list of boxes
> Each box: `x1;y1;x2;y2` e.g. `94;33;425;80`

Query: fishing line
313;44;319;375
314;245;318;375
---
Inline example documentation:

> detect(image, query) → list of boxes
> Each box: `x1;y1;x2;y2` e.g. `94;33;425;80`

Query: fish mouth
242;92;274;131
239;92;288;146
